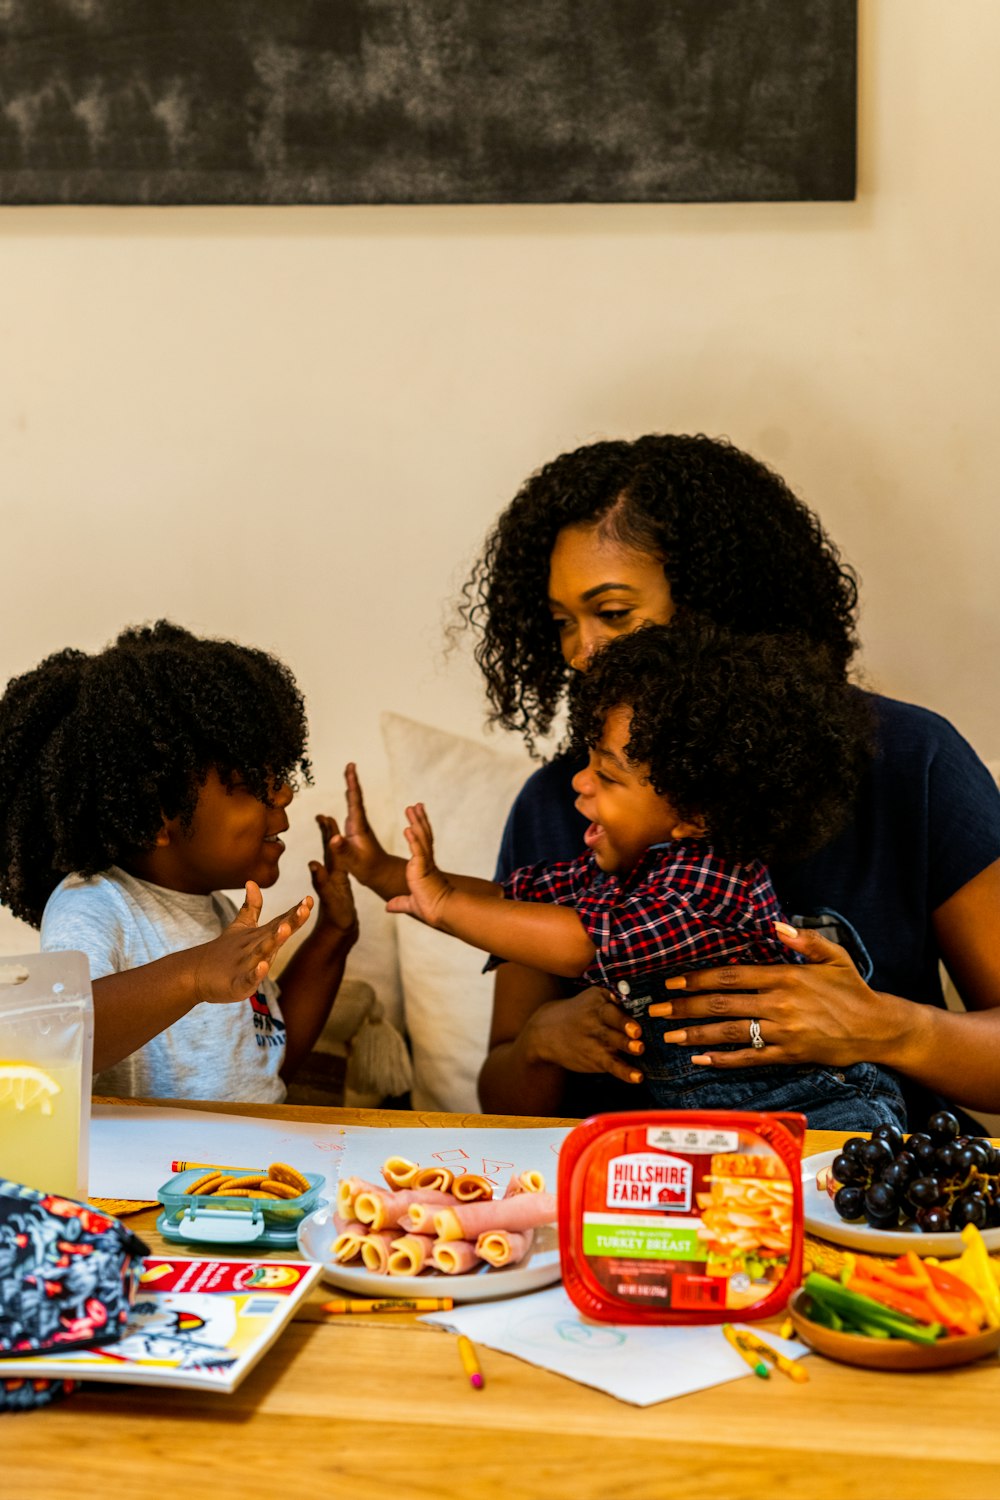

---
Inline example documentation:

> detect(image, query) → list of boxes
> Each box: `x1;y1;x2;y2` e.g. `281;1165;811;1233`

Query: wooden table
7;1100;1000;1500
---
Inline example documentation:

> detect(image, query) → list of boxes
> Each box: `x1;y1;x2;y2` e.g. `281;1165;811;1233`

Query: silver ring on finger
749;1018;766;1050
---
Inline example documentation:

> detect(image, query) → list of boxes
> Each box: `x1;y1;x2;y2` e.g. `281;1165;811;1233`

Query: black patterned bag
0;1179;149;1412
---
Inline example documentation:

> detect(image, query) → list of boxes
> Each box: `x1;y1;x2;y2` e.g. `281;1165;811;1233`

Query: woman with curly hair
454;432;1000;1120
342;432;1000;1121
0;621;357;1102
371;620;903;1128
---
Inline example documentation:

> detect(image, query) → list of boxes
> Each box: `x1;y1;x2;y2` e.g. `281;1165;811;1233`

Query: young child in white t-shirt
0;621;357;1102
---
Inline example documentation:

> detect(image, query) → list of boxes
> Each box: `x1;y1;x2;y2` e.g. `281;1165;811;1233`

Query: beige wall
2;0;999;964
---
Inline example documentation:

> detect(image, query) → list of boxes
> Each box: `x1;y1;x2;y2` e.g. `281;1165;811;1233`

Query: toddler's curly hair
567;620;873;866
0;621;310;926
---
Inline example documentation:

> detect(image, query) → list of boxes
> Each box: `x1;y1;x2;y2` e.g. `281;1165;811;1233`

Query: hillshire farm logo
606;1153;692;1213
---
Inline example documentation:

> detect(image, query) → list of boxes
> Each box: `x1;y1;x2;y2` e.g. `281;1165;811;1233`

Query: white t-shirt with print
40;867;287;1103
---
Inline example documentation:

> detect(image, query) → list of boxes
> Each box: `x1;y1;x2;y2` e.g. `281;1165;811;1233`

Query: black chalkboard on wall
0;1;857;205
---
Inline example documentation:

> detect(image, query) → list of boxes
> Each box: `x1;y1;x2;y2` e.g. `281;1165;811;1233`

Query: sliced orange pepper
901;1251;933;1286
846;1274;939;1326
857;1256;927;1293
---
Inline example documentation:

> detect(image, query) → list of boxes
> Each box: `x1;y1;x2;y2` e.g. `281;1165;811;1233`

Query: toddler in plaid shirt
373;622;905;1128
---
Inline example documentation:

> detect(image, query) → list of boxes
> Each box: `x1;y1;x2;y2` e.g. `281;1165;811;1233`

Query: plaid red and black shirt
496;840;792;987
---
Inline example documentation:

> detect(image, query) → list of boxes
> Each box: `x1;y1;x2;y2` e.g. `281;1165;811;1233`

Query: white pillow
380;711;532;1113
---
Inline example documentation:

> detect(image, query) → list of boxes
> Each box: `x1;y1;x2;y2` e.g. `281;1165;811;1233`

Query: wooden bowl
787;1287;1000;1372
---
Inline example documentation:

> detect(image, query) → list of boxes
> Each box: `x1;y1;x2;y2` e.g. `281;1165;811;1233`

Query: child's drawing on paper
510;1311;627;1353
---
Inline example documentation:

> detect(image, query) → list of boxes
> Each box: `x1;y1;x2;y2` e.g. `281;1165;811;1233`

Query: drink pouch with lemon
0;951;94;1199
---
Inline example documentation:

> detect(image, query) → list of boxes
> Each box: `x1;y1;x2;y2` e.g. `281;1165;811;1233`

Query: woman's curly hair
568;620;873;867
461;434;860;752
0;621;311;927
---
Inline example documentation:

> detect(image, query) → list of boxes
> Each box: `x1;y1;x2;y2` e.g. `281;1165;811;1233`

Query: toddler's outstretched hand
192;882;313;1005
386;803;452;928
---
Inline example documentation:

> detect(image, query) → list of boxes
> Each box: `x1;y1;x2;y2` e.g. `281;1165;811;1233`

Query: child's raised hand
386;803;452;927
311;813;360;945
323;764;391;889
192;882;314;1005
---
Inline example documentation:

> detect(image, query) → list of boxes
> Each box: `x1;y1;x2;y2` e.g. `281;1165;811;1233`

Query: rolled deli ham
505;1170;545;1196
336;1176;380;1220
382;1156;421;1189
360;1229;403;1273
431;1239;480;1274
387;1234;435;1275
476;1228;535;1268
332;1217;368;1263
434;1190;557;1242
354;1186;455;1232
451;1174;494;1202
412;1166;455;1192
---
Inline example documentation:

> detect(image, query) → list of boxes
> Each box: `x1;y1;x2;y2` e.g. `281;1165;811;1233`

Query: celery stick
803;1273;942;1344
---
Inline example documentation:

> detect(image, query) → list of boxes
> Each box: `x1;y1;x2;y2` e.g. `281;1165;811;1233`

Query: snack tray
157;1166;327;1250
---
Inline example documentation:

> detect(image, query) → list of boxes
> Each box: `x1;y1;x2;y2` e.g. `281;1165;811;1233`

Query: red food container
558;1110;805;1324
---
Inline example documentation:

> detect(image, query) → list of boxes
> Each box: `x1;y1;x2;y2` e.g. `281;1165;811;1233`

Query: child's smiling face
133;769;293;895
571;706;703;875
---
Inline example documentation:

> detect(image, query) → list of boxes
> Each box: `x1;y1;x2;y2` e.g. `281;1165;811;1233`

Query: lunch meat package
558;1110;805;1324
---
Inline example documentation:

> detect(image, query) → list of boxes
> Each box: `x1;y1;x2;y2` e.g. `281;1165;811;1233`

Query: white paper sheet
422;1287;808;1406
88;1106;569;1201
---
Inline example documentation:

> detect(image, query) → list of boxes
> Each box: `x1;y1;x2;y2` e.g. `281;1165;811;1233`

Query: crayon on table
457;1335;484;1390
722;1323;769;1379
733;1326;809;1383
321;1297;454;1314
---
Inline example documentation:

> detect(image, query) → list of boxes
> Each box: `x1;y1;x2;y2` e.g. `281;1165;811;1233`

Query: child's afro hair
0;620;311;926
567;620;874;866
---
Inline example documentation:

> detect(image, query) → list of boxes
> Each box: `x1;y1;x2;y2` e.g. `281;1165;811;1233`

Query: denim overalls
614;908;907;1130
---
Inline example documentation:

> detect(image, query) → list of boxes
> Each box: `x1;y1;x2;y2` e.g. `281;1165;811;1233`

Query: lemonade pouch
0;952;94;1200
558;1109;805;1324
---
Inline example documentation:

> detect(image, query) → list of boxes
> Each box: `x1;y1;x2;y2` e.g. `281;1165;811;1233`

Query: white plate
802;1148;1000;1256
296;1202;562;1303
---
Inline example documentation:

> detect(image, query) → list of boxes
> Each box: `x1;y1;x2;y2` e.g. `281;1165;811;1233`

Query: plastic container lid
557;1109;805;1324
156;1167;325;1250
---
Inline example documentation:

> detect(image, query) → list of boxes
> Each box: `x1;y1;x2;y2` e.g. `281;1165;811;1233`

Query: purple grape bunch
828;1112;1000;1232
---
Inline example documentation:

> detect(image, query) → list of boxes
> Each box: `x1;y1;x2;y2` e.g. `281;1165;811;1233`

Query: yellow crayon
734;1326;809;1383
722;1322;769;1379
321;1297;454;1314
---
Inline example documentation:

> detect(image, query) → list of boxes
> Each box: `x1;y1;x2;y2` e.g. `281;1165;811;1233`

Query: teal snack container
156;1166;326;1250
